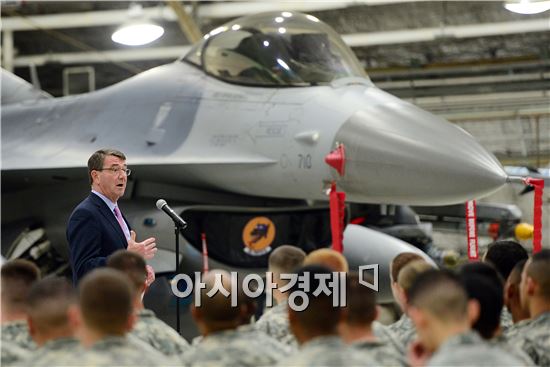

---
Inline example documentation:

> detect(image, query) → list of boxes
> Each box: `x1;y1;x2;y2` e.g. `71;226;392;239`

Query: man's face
92;155;127;202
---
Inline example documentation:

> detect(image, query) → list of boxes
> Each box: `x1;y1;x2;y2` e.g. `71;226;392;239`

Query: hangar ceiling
1;1;549;166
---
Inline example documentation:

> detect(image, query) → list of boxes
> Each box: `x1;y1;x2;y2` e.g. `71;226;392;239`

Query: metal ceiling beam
1;1;418;31
165;1;202;44
12;18;550;67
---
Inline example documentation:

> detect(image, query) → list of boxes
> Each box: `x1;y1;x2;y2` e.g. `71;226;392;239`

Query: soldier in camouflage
1;260;40;352
21;277;82;366
458;263;534;365
390;259;435;348
277;265;374;366
107;250;190;357
254;245;305;349
407;269;523;366
510;250;550;365
183;270;284;366
340;272;407;366
55;268;172;366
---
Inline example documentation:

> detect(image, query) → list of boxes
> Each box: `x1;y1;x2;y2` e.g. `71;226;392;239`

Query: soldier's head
191;270;243;335
459;263;503;339
75;269;135;343
408;269;476;351
389;252;423;310
88;148;128;202
396;260;434;311
338;272;377;343
520;250;550;315
268;245;306;302
483;240;528;281
303;248;348;272
26;277;76;346
287;265;343;345
107;250;147;299
1;259;41;321
504;259;529;323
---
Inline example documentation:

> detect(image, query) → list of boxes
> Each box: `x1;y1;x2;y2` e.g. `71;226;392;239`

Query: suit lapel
89;193;128;246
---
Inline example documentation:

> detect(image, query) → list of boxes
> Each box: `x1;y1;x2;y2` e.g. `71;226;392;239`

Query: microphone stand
174;223;183;334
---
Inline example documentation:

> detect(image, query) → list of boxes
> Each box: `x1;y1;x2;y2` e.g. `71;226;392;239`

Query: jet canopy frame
183;11;368;87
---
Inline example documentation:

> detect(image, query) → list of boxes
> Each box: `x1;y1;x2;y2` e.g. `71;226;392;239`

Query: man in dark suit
67;149;157;284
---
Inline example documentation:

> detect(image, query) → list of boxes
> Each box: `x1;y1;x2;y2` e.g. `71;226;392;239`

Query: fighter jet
1;12;507;314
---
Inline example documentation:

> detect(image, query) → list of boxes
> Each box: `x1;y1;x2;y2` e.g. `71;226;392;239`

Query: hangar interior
2;0;549;251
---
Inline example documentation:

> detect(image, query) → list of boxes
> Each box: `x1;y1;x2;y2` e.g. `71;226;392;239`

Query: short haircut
87;149;126;185
408;269;469;323
526;249;550;299
78;268;134;335
289;265;341;333
107;250;147;291
268;245;306;274
397;260;434;296
459;263;503;339
1;259;41;311
344;272;377;326
197;270;242;326
484;240;528;280
390;252;423;283
27;277;75;333
508;259;527;286
303;248;348;272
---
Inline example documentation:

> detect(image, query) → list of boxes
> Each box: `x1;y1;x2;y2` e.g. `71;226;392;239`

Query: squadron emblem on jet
242;217;276;256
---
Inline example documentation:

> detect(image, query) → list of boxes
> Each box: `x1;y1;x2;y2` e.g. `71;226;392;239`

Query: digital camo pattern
1;321;36;351
427;331;524;366
277;335;374;366
352;338;408;366
182;327;284;367
21;337;82;367
254;300;298;350
28;336;175;366
507;311;550;366
131;308;190;356
388;314;416;348
1;340;29;366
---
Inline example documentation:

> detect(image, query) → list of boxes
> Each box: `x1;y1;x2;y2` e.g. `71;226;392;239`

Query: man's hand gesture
127;230;157;259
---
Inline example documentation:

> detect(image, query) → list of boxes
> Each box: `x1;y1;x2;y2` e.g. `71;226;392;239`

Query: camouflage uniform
372;321;406;354
130;308;191;356
504;317;532;340
182;327;284;367
500;307;514;332
507;311;550;366
489;334;534;365
254;299;298;349
388;314;416;348
427;331;524;366
277;335;374;366
1;340;29;366
352;338;408;366
23;337;83;367
1;321;36;351
32;336;174;366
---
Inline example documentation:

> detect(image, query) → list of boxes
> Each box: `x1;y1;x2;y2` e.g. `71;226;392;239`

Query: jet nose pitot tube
329;102;507;205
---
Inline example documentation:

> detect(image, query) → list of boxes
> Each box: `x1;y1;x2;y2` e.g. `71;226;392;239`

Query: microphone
156;199;187;228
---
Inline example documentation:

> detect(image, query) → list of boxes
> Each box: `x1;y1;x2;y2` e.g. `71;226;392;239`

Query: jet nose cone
334;102;507;205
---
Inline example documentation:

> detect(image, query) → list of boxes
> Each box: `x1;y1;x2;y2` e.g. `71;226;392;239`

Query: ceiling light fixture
504;0;550;14
112;3;165;46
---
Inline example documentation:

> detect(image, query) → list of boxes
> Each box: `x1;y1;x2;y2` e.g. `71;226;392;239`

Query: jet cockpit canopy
183;11;368;87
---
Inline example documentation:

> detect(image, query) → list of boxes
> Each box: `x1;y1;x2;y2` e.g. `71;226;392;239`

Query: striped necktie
113;206;127;236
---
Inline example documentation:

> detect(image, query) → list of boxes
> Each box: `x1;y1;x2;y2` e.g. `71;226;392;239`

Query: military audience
1;241;547;366
1;259;40;365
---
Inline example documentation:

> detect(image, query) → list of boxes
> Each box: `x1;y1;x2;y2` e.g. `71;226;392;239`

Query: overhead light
504;0;550;14
111;3;164;46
